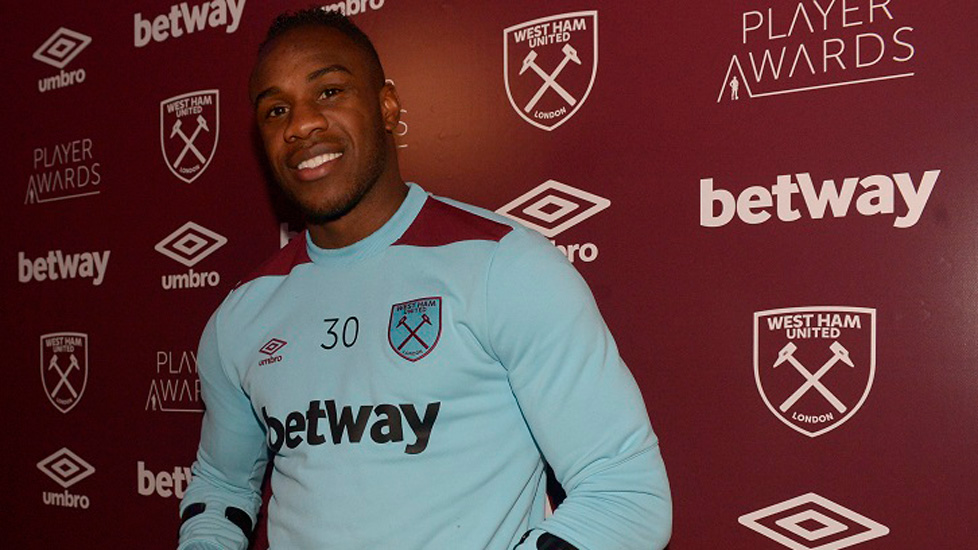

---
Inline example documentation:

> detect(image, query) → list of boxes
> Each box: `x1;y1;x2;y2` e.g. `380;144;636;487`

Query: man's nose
285;102;328;142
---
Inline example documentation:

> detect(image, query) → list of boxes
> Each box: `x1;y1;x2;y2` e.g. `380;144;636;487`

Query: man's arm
178;310;269;550
486;229;672;550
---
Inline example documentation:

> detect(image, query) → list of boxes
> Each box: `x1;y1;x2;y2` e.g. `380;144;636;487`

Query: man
178;9;671;550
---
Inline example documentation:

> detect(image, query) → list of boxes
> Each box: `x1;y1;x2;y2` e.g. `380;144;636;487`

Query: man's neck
307;178;409;250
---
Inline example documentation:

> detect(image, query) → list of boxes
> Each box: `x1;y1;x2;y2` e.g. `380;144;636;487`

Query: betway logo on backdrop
700;169;939;228
497;180;609;264
718;0;916;102
18;249;110;285
138;461;192;499
33;27;91;93
155;221;227;289
146;349;202;413
26;138;101;204
134;0;245;47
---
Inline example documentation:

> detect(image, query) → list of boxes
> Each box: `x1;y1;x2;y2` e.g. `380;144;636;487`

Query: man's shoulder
393;193;517;248
234;232;313;289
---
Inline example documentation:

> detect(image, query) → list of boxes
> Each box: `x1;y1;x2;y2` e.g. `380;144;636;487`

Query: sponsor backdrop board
3;1;977;548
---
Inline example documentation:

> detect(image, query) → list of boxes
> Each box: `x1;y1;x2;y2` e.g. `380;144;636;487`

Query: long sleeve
486;229;672;550
177;309;270;550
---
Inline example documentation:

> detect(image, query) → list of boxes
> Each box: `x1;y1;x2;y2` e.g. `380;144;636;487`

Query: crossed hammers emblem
396;314;432;351
774;341;853;413
520;43;582;113
170;115;210;167
48;353;80;400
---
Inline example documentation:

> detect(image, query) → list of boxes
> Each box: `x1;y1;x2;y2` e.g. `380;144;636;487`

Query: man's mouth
297;151;343;170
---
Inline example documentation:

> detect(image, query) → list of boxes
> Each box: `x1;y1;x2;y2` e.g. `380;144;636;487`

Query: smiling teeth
298;152;342;170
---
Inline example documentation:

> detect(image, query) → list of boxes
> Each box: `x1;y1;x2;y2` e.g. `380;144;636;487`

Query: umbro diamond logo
33;28;92;69
260;339;287;355
259;338;287;366
155;221;227;267
496;180;610;238
37;448;95;489
739;493;889;550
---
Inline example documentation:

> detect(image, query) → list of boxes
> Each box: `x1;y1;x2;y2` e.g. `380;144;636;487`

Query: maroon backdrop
4;1;977;548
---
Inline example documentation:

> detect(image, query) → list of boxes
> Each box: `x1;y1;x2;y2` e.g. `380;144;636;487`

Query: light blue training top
178;183;671;550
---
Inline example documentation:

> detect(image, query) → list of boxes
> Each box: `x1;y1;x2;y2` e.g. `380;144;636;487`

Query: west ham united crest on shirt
388;297;442;361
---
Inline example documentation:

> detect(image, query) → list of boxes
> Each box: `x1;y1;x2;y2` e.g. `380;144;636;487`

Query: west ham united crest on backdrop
160;90;220;184
40;332;88;414
504;11;597;131
754;307;876;438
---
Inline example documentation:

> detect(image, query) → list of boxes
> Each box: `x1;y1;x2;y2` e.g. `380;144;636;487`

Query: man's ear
380;80;402;133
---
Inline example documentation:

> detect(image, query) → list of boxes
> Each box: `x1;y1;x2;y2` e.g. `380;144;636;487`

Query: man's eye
319;88;342;99
265;106;288;119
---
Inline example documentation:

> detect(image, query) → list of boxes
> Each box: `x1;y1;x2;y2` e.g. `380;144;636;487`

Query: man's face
250;25;397;224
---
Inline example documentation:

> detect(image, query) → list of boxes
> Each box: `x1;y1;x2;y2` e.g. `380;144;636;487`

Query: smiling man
177;9;670;550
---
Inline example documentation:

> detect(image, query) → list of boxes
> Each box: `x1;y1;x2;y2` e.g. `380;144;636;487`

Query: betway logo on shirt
701;169;939;228
262;400;440;455
18;249;110;285
134;0;245;47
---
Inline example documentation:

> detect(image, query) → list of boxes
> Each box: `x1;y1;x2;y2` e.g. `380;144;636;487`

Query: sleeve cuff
514;529;579;550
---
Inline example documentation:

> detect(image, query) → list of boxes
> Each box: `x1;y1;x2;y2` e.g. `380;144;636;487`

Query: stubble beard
287;131;389;226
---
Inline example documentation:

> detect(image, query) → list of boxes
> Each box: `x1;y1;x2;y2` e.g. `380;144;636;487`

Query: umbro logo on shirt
258;338;287;366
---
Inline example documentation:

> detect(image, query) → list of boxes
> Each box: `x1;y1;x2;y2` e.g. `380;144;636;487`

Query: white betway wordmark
34;27;91;93
145;350;202;413
322;0;386;16
18;249;110;286
26;138;101;204
701;169;939;228
718;1;916;102
138;461;192;498
134;0;245;47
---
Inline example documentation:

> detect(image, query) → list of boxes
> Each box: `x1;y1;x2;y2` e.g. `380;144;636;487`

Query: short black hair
259;8;385;84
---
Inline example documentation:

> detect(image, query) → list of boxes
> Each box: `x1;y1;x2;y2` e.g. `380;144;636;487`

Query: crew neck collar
304;182;426;265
